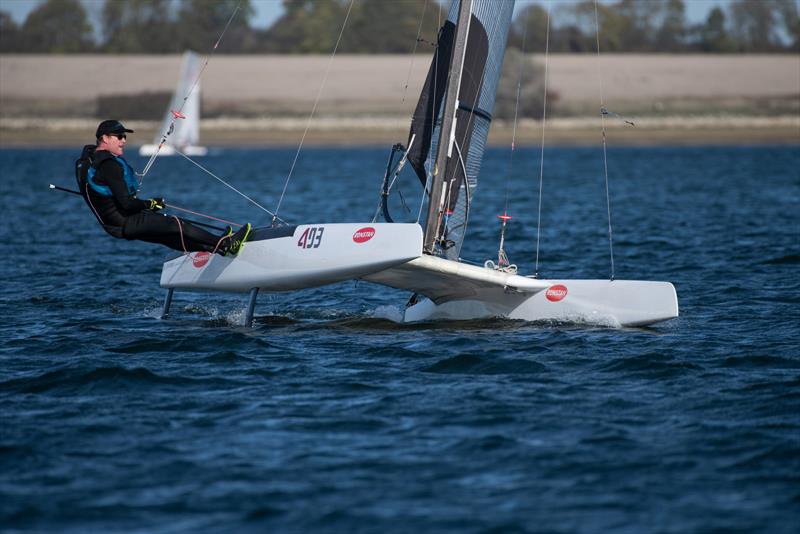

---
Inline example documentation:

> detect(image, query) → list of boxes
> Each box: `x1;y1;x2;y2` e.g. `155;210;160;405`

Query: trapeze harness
76;145;135;238
87;152;138;198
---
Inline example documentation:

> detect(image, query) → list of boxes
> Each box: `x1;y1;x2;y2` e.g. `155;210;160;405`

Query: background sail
155;50;201;148
409;0;515;260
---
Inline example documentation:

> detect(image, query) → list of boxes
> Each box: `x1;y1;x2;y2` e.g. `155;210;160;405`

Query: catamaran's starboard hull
402;279;678;327
361;255;678;327
139;144;208;157
160;223;423;292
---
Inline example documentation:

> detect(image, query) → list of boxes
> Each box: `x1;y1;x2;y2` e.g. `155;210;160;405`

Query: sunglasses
109;133;126;140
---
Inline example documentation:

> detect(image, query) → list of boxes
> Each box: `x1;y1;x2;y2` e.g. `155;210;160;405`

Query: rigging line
139;1;243;181
47;183;232;233
164;202;242;228
417;4;443;225
432;137;471;253
534;1;551;278
173;216;188;254
494;2;533;273
397;0;430;132
272;0;356;224
594;0;616;281
174;148;285;224
417;174;432;223
453;140;471;223
372;137;416;222
386;137;415;197
382;1;427;224
503;1;532;217
380;137;417;218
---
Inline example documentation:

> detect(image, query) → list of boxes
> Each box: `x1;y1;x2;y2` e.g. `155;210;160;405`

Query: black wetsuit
85;150;224;253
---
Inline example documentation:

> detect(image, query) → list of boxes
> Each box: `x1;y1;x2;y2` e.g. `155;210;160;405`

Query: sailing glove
147;198;165;211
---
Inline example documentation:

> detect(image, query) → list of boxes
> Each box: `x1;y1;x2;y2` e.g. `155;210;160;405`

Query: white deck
161;223;423;292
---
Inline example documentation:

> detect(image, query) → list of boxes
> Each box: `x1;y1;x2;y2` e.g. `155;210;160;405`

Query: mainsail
408;0;515;260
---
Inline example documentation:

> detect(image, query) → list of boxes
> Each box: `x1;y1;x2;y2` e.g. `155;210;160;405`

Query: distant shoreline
3;54;797;147
2;116;798;147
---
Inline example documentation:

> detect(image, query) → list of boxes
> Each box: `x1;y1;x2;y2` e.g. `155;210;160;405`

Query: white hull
362;255;678;327
161;223;423;292
401;279;678;327
138;144;208;157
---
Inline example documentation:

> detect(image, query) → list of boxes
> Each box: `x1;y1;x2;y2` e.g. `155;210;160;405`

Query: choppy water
1;145;798;532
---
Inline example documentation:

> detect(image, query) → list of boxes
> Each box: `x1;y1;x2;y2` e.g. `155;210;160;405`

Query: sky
2;0;735;29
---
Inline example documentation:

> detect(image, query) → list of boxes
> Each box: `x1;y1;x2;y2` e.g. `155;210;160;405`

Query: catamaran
158;0;678;328
139;51;207;157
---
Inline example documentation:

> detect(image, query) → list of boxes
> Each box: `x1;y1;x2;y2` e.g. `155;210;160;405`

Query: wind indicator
496;212;513;270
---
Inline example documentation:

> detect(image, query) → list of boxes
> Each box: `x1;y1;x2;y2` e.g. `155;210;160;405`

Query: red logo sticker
192;251;210;268
353;227;376;243
546;284;568;302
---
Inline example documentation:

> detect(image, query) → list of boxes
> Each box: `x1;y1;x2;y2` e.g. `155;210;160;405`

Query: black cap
95;119;134;138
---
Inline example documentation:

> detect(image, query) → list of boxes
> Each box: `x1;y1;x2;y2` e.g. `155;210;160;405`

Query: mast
423;0;473;255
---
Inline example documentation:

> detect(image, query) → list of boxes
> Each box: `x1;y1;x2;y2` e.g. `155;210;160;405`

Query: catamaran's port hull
400;280;679;327
160;223;423;292
139;144;208;157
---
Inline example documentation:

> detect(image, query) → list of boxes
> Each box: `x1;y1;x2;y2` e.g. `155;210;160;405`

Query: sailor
78;119;250;255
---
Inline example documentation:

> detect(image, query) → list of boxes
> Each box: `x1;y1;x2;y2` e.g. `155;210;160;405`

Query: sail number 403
297;226;324;249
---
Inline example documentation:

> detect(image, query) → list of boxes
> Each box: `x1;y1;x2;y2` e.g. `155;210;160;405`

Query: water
1;145;798;532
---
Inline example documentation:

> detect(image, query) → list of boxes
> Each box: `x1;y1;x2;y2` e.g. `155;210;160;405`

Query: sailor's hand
147;198;165;211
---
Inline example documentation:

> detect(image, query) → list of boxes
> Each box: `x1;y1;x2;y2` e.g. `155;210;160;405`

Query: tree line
0;0;797;54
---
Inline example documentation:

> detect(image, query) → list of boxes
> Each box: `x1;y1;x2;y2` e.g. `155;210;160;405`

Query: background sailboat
139;51;207;157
